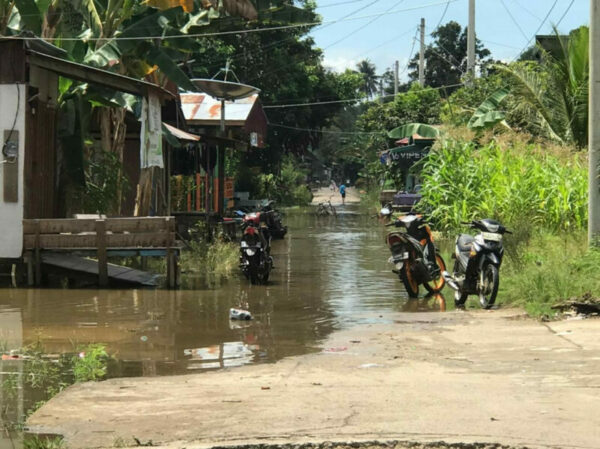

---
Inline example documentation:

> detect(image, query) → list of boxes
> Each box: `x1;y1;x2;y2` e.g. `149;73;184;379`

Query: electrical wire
433;0;450;32
268;122;385;135
322;0;405;50
555;0;576;29
316;0;371;9
263;82;464;108
513;0;560;61
5;0;458;42
500;0;529;43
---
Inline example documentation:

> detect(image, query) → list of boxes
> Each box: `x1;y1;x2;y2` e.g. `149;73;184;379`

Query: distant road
311;186;360;205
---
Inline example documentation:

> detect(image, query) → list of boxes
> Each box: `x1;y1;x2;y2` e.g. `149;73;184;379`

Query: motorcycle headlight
246;249;257;256
241;241;249;248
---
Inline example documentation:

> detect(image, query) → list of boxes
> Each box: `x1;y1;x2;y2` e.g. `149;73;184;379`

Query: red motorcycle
240;212;273;284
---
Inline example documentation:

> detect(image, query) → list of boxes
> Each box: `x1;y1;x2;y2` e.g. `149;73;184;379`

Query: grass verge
498;232;600;318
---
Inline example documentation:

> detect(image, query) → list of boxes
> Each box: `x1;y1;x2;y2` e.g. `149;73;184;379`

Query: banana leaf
146;46;197;91
388;123;440;140
467;88;509;130
13;0;41;35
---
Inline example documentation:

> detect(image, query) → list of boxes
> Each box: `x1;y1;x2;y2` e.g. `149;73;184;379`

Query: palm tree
356;59;378;99
497;26;588;148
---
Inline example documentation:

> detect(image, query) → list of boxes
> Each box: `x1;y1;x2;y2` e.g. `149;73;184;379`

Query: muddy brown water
0;207;448;445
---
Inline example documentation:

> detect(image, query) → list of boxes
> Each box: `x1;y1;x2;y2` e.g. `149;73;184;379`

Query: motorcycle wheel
424;254;446;294
479;264;499;309
400;261;419;298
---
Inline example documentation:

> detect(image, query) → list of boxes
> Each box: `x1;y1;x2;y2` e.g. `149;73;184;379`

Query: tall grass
180;231;239;287
500;233;600;317
418;137;587;235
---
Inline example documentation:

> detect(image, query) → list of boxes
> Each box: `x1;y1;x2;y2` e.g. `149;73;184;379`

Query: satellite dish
192;79;260;100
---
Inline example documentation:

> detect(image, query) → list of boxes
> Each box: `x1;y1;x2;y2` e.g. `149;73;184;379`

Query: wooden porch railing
23;217;179;288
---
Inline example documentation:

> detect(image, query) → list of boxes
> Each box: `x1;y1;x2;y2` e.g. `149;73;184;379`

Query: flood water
0;206;447;445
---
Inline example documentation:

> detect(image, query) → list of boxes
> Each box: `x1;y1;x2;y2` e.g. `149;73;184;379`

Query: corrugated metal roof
180;93;259;125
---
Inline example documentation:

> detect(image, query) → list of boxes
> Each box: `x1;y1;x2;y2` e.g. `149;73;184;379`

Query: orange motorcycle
384;212;446;297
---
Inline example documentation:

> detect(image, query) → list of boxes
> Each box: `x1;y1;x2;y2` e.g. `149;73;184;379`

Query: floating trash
229;308;252;320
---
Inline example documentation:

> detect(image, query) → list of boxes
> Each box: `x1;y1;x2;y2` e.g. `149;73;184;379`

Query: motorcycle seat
457;234;475;252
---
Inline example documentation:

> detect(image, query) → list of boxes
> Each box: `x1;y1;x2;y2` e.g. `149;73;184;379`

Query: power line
316;0;372;9
5;0;458;42
263;82;464;108
322;0;406;50
500;0;529;43
509;0;543;23
196;0;382;80
555;0;576;29
433;0;451;32
268;122;385;135
513;0;560;60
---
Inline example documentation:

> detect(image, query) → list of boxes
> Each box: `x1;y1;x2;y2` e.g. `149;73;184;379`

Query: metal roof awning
26;50;174;100
162;123;201;142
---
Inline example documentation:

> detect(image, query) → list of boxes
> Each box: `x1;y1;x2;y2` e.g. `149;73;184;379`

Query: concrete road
27;310;600;449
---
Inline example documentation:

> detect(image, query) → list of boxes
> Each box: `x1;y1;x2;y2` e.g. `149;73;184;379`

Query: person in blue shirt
339;183;346;204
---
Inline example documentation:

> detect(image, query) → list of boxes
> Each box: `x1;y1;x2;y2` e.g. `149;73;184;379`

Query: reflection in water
0;207;448;443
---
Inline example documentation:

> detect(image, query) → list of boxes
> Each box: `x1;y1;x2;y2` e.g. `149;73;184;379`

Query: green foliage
497;26;589;147
256;156;312;206
76;149;130;215
23;435;65;449
500;233;600;318
72;344;109;383
180;224;239;287
467;88;509;131
408;21;491;89
358;84;442;133
388;123;440;139
418;136;587;235
356;59;378;99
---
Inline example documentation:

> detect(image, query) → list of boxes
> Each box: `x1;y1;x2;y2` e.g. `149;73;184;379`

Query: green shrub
72;344;109;383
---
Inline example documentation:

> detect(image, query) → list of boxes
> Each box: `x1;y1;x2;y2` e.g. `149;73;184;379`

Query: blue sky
311;0;588;80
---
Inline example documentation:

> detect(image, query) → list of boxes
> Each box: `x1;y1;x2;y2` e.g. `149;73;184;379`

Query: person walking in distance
339;183;346;205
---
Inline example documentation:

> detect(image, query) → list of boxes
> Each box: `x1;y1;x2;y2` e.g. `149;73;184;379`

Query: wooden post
196;172;201;211
26;251;34;287
34;219;41;286
166;217;175;289
96;219;108;287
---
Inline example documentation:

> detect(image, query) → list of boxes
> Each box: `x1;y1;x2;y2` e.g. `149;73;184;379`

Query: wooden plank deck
41;253;159;287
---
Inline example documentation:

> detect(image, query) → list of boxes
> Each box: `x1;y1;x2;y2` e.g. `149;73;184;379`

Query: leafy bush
256;156;312;206
72;344;109;383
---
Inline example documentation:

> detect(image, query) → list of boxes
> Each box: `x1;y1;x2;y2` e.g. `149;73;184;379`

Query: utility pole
394;60;399;95
419;18;425;87
467;0;476;82
590;0;600;244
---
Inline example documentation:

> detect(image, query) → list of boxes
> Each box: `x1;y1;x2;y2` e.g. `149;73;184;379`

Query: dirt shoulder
27;310;600;449
311;187;361;205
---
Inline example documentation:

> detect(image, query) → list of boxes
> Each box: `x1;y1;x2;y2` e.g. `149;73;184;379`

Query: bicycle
316;199;337;216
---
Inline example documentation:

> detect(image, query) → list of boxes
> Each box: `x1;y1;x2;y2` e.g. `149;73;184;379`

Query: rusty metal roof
180;93;260;126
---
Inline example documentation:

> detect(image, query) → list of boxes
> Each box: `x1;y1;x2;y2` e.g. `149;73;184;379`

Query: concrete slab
27;310;600;449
